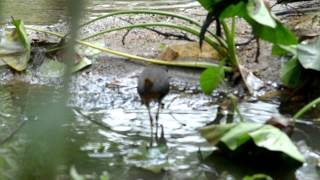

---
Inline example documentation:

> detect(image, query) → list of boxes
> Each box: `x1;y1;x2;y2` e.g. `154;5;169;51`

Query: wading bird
137;65;170;143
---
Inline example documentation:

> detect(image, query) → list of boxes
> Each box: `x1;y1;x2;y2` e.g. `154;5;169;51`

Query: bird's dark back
137;65;169;104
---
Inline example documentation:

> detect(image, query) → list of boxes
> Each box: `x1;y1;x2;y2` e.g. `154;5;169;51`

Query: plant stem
82;22;227;55
229;94;244;122
293;97;320;120
75;10;226;48
79;10;204;33
26;27;233;72
221;18;237;66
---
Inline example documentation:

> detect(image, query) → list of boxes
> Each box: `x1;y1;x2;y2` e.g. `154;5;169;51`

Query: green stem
293;97;320;120
229;94;244;122
78;10;225;47
82;22;227;55
26;26;233;72
221;18;237;66
80;10;203;32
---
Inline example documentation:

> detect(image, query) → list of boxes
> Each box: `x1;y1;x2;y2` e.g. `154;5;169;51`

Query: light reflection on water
1;80;320;179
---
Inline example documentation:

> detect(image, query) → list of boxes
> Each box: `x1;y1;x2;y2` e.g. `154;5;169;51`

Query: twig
119;17;194;46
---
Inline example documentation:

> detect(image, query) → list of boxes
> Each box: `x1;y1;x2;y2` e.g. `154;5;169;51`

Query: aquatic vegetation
0;18;30;71
0;1;319;179
276;36;320;88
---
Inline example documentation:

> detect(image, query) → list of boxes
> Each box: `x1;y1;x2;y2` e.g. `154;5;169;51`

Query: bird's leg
155;100;162;141
146;103;154;146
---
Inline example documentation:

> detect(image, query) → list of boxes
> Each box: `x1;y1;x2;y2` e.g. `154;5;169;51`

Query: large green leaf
199;122;305;163
220;1;247;19
247;18;298;45
272;44;297;56
198;0;297;46
0;19;31;71
297;36;320;71
200;63;225;95
280;58;303;88
246;0;276;28
249;125;304;162
197;0;224;11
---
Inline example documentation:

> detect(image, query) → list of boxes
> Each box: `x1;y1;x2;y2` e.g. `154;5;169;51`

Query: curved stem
79;10;214;35
26;27;233;72
221;18;237;66
84;10;200;26
76;10;224;46
82;22;227;55
293;97;320;120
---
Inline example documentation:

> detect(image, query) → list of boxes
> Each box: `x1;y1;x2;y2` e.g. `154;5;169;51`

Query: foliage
275;36;320;88
280;58;303;88
197;0;298;93
200;62;225;95
198;0;297;46
199;122;305;163
0;18;31;71
297;37;320;71
242;173;273;180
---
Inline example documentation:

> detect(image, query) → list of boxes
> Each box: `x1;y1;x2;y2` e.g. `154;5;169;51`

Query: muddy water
1;57;320;179
1;0;197;25
1;0;320;179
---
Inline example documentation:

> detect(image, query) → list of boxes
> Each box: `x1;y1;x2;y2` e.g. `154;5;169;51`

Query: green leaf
198;123;237;145
220;123;264;150
242;174;273;180
199;122;305;163
72;57;92;73
220;2;247;19
11;18;31;53
247;0;276;28
197;0;223;12
280;58;303;88
272;44;297;56
0;19;31;71
200;63;225;95
248;18;298;45
297;36;320;71
249;125;304;163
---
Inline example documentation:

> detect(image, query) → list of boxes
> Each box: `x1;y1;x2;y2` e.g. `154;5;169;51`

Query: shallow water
1;0;198;25
1;0;320;179
1;69;319;179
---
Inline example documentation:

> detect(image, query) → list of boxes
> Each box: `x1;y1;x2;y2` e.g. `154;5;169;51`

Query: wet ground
1;0;320;179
